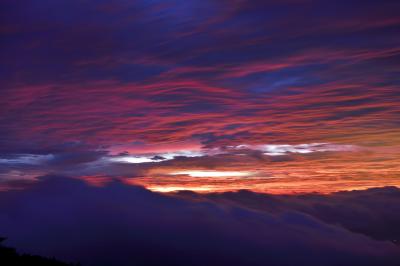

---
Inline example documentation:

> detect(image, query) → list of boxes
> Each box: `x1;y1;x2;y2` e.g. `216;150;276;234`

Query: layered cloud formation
1;0;400;192
0;177;399;266
1;2;400;265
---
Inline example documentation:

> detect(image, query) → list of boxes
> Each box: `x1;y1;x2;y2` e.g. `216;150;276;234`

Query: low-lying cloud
0;177;399;266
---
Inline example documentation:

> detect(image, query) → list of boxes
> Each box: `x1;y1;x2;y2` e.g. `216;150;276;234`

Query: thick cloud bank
0;177;399;266
183;186;400;245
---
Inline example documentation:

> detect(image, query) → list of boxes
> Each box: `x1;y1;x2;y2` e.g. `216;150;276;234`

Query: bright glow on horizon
170;170;253;177
148;185;214;193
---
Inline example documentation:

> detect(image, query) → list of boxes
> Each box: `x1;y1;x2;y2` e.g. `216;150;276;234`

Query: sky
1;0;400;194
1;1;400;265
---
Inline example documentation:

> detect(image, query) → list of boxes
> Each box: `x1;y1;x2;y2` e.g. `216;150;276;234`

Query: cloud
1;139;398;194
0;178;399;266
228;143;358;156
185;186;400;245
0;0;399;204
1;0;399;151
0;2;399;264
0;154;53;165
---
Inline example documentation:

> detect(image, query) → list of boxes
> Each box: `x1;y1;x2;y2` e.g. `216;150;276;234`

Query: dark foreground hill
0;238;77;266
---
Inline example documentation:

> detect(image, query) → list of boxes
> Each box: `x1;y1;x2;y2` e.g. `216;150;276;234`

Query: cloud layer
0;0;400;192
0;178;399;266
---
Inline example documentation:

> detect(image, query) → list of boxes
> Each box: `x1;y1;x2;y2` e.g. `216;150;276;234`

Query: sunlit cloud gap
170;170;253;177
108;143;357;164
147;186;214;193
233;143;357;156
109;150;204;164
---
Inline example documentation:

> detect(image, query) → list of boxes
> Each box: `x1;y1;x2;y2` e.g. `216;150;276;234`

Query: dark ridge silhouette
0;237;78;266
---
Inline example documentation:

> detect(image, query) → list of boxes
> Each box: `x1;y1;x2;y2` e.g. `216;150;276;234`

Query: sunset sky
1;1;400;265
1;0;399;194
